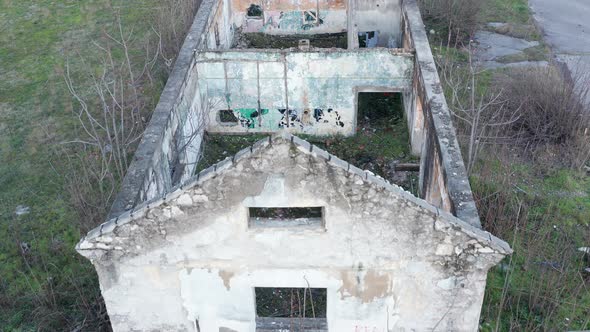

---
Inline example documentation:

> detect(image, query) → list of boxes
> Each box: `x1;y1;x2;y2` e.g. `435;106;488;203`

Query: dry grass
418;0;483;45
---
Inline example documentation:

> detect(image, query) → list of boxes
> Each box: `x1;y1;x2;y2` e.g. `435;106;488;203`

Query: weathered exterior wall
351;0;402;48
197;49;413;135
205;0;234;49
233;0;347;35
79;136;510;332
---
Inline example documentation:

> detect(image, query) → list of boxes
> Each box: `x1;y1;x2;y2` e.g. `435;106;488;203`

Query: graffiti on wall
277;108;344;129
235;108;270;128
244;10;327;33
278;108;300;128
313;108;345;127
222;107;345;130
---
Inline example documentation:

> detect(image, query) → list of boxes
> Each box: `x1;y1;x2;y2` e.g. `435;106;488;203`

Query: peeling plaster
218;270;235;290
338;269;393;304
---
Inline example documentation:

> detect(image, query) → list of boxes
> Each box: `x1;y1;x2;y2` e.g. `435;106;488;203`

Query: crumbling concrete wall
79;136;510;332
205;0;234;49
108;0;413;221
198;49;413;135
401;0;481;227
108;0;481;248
233;0;347;35
109;0;222;218
350;0;402;48
85;2;506;330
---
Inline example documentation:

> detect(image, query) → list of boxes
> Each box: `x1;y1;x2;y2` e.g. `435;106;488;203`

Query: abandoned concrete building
76;0;512;331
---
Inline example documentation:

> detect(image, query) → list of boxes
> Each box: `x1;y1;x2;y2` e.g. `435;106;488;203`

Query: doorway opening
255;287;328;331
357;91;404;124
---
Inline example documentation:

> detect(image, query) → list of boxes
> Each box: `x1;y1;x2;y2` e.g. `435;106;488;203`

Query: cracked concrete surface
473;30;548;69
475;30;538;60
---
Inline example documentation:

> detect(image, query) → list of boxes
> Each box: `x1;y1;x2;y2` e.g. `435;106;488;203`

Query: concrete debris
20;242;30;254
15;205;30;216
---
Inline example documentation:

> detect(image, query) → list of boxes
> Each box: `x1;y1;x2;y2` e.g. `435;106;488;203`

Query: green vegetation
197;93;419;194
485;22;540;41
422;0;590;329
196;134;269;172
481;0;542;41
476;161;590;330
304;93;419;194
495;44;548;63
0;1;167;330
481;0;532;25
237;32;348;49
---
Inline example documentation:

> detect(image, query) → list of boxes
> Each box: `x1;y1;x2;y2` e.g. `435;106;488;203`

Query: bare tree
169;92;217;184
62;3;204;229
152;0;203;71
62;13;151;227
418;0;483;46
436;42;521;174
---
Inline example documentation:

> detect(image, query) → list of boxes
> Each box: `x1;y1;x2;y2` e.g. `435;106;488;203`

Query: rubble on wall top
78;132;512;255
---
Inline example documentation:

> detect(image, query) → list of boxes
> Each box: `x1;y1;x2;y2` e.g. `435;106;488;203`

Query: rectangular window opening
357;92;403;124
358;31;378;48
219;109;238;125
255;287;328;331
249;207;324;228
247;4;263;17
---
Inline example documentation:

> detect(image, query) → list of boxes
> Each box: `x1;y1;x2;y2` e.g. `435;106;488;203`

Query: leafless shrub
436;43;520;174
152;0;202;71
418;0;483;46
437;44;590;172
498;67;590;169
63;0;204;229
63;15;157;231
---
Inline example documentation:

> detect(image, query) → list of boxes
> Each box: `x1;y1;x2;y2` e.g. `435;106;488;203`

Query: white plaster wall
98;264;194;332
403;87;424;157
354;0;402;48
237;10;348;35
195;50;413;135
85;141;507;331
206;0;234;49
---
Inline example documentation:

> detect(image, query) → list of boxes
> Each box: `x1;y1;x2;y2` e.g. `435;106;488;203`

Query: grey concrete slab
481;60;549;70
474;31;539;61
473;31;547;69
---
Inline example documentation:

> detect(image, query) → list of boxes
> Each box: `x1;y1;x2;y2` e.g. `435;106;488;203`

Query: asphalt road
529;0;590;102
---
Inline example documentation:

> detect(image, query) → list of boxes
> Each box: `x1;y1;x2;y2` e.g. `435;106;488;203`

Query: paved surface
529;0;590;102
475;30;539;60
474;30;548;69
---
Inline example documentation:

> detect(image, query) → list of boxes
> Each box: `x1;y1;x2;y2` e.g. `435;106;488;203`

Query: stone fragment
15;205;30;216
177;193;193;206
